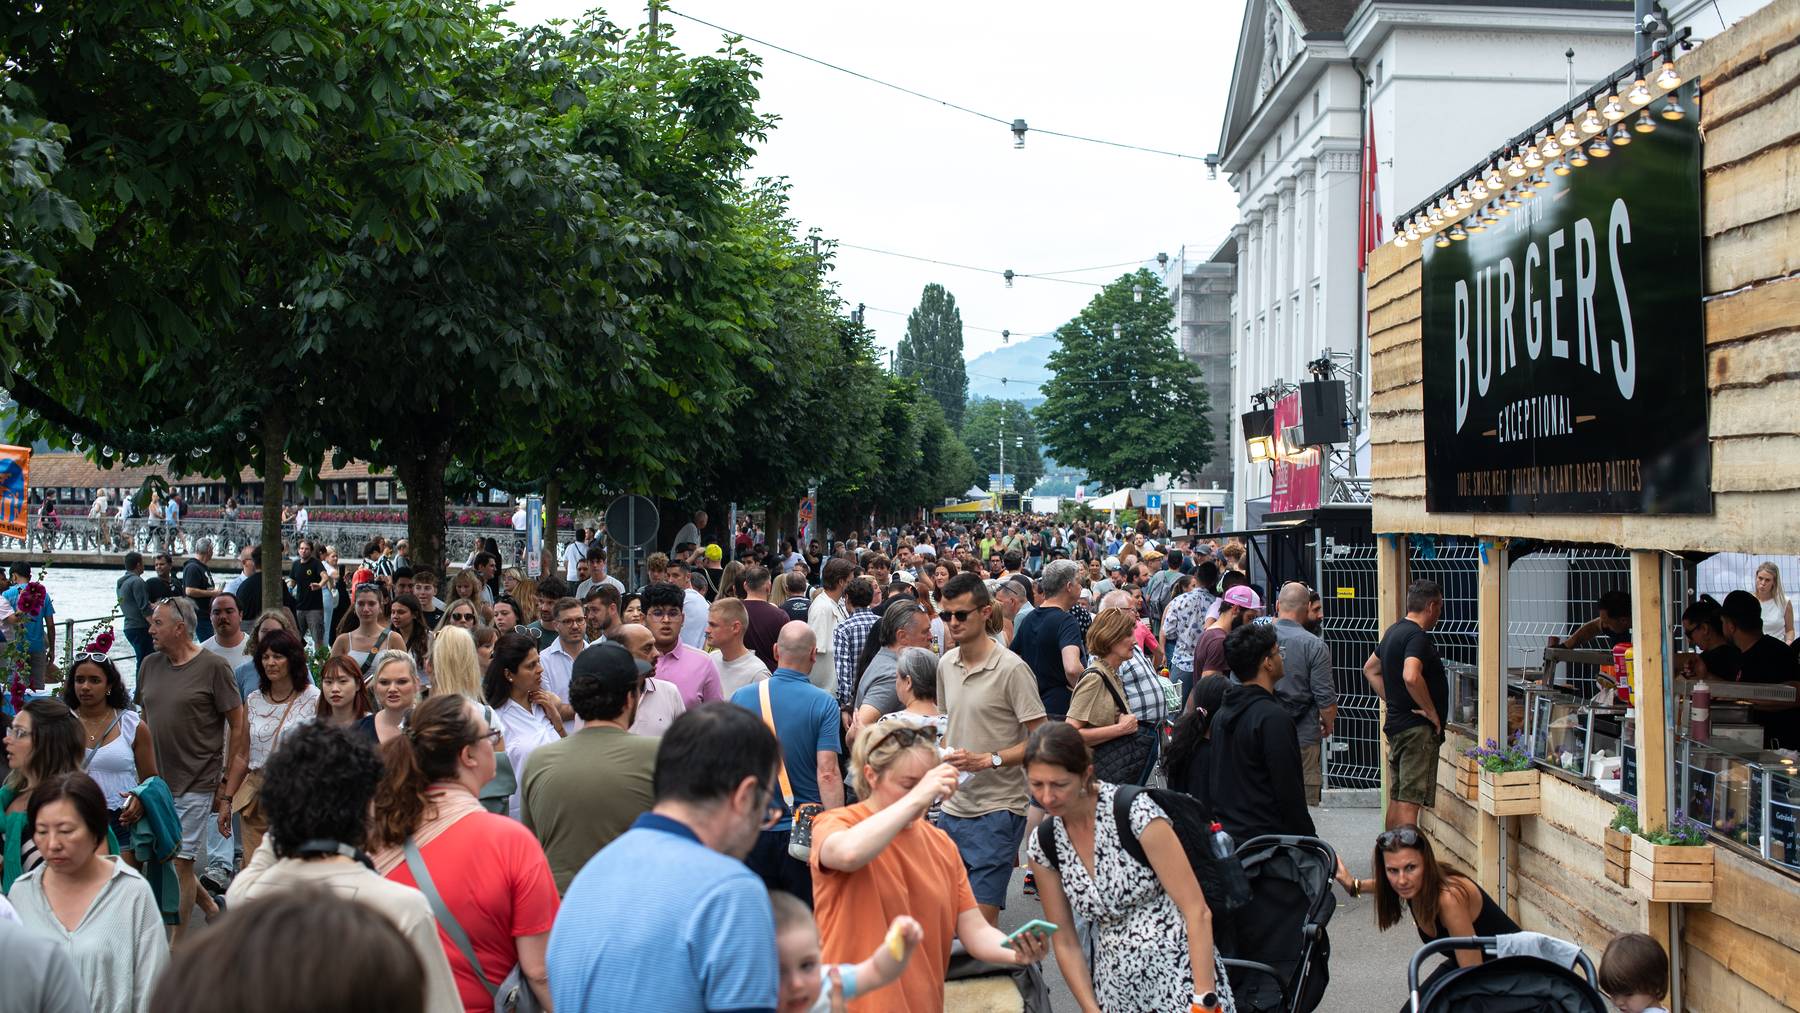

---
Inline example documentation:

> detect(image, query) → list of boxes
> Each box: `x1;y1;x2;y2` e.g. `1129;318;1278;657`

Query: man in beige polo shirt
936;572;1047;925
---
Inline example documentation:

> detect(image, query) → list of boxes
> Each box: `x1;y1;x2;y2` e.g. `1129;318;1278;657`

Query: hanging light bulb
1590;133;1612;157
1394;230;1410;248
1519;179;1539;198
1404;221;1420;243
1132;283;1144;303
1484;164;1506;192
1467;213;1487;233
1602;92;1627;121
1558;120;1583;148
1469;177;1489;201
1568;144;1589;168
1454;188;1473;210
1434;232;1452;248
1503;190;1522;209
1655;60;1681;91
1542;134;1563;159
1579;105;1605;135
1505;152;1528;178
1481;203;1498;225
1427;206;1445;226
1611;121;1632;146
1495;199;1512;217
1532;171;1550;189
1634;108;1656;133
1627;78;1654;106
1523;144;1545;169
1449;221;1468;241
1661;93;1685;120
1553;155;1572;176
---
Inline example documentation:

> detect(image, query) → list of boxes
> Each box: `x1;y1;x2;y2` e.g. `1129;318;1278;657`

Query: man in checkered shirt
830;577;879;707
1100;589;1170;729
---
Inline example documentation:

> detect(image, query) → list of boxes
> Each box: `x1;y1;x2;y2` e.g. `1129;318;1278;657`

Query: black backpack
1035;784;1252;916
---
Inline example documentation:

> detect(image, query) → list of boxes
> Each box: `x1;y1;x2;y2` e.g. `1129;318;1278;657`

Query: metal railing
1320;541;1382;791
2;516;540;572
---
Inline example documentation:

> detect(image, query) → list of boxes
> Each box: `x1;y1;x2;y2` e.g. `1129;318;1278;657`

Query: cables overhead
833;242;1107;288
664;8;1216;163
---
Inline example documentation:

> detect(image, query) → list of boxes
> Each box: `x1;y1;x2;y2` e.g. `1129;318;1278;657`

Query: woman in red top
811;719;1047;1012
368;693;559;1012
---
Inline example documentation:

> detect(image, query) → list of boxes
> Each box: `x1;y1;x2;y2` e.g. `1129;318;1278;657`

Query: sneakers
1022;871;1038;898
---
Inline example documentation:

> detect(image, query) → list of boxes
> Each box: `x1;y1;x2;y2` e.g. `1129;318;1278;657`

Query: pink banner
1271;393;1321;513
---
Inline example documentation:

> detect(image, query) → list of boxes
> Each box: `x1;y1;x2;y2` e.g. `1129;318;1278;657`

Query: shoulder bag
403;837;542;1013
1084;666;1159;786
477;704;517;815
757;679;822;861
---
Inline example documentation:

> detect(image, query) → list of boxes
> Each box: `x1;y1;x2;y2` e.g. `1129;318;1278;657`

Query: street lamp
1132;284;1144;303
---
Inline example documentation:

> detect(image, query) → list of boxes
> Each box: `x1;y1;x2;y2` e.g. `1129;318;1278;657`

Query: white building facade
1219;0;1636;528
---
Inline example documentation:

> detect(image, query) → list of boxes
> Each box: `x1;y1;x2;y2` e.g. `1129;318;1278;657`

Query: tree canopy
1034;270;1212;490
961;398;1043;494
895;283;968;431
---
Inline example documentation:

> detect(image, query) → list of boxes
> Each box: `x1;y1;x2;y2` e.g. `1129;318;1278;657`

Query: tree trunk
260;407;289;617
543;477;561;579
397;440;450;575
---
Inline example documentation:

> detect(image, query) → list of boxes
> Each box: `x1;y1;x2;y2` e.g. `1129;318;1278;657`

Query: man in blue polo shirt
548;702;784;1013
729;621;843;905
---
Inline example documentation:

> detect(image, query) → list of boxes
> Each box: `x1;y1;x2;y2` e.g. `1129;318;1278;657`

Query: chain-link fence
1320;542;1381;790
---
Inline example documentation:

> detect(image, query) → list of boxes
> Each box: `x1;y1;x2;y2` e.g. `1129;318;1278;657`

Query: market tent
932;499;991;517
1087;488;1134;512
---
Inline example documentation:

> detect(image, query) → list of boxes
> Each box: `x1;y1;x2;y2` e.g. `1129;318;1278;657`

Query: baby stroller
1407;935;1609;1012
1216;835;1337;1013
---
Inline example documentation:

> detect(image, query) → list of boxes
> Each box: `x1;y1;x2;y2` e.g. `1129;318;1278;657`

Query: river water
18;565;179;688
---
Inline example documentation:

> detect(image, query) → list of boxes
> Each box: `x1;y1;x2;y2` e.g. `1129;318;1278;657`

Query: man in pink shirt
643;582;722;709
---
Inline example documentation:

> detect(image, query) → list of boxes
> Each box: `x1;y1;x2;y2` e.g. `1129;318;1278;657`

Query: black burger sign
1419;82;1709;515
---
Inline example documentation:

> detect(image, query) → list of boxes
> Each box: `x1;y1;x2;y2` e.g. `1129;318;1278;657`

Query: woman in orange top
812;720;1048;1011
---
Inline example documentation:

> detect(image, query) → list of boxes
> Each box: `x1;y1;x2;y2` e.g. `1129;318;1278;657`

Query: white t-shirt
561;541;588;580
246;685;320;768
680;588;709;650
202;634;251;672
709;649;770;697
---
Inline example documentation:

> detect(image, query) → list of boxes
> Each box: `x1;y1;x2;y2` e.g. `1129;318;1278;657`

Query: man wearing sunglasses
935;572;1046;926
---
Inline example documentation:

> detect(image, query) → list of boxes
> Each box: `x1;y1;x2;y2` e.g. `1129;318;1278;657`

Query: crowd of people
0;510;1720;1012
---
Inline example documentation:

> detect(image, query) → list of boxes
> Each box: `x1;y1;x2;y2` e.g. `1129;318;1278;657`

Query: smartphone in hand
1001;918;1059;948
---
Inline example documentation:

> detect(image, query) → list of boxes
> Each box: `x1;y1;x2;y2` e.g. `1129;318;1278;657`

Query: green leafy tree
895;283;968;430
961;398;1042;494
0;105;91;348
1034;270;1212;489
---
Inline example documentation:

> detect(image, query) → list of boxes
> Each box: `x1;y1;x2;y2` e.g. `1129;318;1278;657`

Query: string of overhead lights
1391;28;1693;250
833;242;1109;288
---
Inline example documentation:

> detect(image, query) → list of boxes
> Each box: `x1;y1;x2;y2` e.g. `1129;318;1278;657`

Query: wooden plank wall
1372;3;1800;1006
1366;0;1800;554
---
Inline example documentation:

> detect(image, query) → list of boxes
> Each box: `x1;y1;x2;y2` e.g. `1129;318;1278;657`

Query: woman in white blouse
481;633;565;820
11;773;168;1013
236;628;320;857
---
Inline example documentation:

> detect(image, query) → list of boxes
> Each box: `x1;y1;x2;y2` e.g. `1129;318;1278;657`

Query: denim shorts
939;809;1027;909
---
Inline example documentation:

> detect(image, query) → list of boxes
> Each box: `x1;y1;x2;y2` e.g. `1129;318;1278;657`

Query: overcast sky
502;1;1247;361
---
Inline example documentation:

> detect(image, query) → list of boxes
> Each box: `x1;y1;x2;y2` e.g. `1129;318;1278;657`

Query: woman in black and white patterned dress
1025;721;1234;1013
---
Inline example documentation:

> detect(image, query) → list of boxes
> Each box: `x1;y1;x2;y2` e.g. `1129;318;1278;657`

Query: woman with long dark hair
482;633;564;820
389;593;433;676
1334;824;1519;1000
9;772;168;1013
315;655;372;729
1163;675;1231;796
3;699;92;891
63;653;158;850
369;694;558;1011
238;629;320;856
331;582;404;674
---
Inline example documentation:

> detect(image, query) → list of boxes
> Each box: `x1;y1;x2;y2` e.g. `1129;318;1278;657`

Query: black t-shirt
179;558;213;596
1377;618;1447;736
1699;644;1742;681
143;576;175;603
290;558;326;611
1739;634;1800;748
1011;605;1085;716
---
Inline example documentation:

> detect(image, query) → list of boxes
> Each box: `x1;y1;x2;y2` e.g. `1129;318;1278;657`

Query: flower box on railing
1630;837;1714;903
1603;826;1633;887
1478;769;1541;816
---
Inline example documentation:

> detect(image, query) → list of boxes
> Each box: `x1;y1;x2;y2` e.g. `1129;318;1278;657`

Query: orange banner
0;444;29;540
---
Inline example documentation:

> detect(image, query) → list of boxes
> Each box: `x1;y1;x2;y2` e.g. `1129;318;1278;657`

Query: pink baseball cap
1206;584;1264;620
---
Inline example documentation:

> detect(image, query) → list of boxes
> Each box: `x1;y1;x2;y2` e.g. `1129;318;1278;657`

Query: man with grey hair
728;621;841;904
1100;589;1171;732
1273;581;1335;805
139;596;248;944
1009;558;1086;718
180;537;221;642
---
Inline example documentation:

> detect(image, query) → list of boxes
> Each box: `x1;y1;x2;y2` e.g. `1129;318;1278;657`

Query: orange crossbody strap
758;679;795;808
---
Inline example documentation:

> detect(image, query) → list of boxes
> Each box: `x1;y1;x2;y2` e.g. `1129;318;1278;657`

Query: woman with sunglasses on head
482;633;565;820
63;652;158;856
332;582;406;675
359;651;425;748
238;629;320;857
234;607;303;704
490;596;524;635
1334;824;1520;1005
368;693;559;1012
315;655;372;731
4;699;110;893
9;772;168;1013
811;718;1047;1012
434;598;484;634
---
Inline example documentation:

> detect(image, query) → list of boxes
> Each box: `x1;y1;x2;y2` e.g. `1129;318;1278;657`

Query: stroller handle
1407;936;1600;1013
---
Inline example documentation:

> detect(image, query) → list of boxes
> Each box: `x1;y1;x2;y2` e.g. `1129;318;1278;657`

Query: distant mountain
965;334;1055;402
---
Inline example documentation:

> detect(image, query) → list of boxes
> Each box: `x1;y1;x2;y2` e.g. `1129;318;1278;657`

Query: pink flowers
83;630;116;654
14;581;45;617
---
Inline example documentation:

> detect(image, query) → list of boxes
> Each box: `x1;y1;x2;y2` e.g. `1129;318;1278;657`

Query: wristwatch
990;752;1003;768
1192;991;1220;1011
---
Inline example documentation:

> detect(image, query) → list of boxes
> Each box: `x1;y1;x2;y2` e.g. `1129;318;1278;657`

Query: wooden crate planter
1630;838;1714;903
1603;827;1633;887
1455;755;1480;802
1477;769;1541;816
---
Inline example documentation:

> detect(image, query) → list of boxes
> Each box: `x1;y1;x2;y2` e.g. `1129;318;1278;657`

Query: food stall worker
1721;590;1800;749
1548;591;1633;651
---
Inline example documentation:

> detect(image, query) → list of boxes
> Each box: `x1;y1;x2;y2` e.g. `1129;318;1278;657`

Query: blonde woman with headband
811;719;1048;1012
1754;562;1794;642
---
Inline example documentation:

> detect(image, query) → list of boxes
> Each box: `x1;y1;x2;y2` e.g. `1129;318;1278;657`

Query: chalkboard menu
1685;764;1718;826
1623;743;1637;799
1770;798;1798;870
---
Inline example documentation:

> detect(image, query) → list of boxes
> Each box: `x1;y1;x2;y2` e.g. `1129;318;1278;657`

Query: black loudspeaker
1297;380;1348;445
